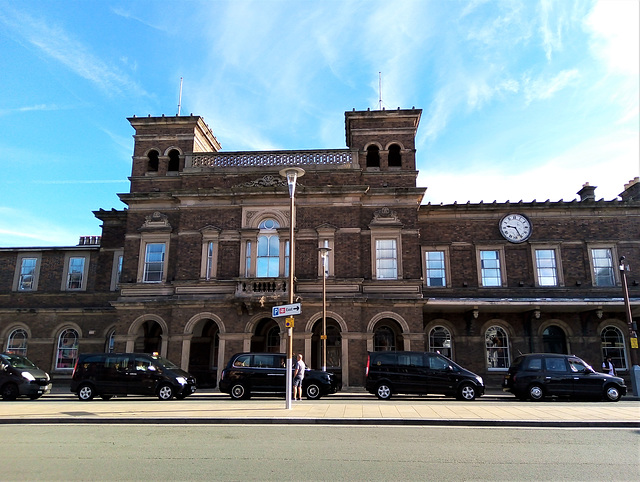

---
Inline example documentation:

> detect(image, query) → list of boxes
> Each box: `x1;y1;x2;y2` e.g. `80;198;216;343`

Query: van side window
105;356;129;371
233;355;251;367
524;357;542;371
253;355;278;368
545;357;568;372
428;355;449;371
398;354;425;367
373;353;396;366
134;357;152;371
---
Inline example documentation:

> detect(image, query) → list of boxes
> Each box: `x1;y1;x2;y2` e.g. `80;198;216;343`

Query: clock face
500;214;531;243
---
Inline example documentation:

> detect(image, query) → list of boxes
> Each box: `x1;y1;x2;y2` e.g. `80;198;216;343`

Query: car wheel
528;384;544;401
78;384;95;401
230;384;249;400
1;383;19;401
376;382;392;400
305;383;322;400
100;395;114;401
157;384;174;400
457;383;477;401
604;385;622;402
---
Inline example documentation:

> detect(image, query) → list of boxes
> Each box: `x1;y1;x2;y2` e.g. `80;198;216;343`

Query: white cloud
0;207;85;247
523;69;580;104
420;127;640;204
0;6;147;97
584;0;639;76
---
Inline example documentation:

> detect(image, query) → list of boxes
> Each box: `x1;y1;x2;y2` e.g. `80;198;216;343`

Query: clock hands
506;224;522;236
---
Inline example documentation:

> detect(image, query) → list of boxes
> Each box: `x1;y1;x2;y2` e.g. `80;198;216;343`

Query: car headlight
22;371;35;381
476;376;484;385
175;376;187;385
45;373;50;382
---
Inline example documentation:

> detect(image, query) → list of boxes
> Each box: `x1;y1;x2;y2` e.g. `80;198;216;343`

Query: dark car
503;353;627;401
219;353;341;400
365;351;485;401
70;353;197;400
0;353;52;400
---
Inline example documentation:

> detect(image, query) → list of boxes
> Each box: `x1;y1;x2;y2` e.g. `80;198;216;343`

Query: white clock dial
500;214;531;243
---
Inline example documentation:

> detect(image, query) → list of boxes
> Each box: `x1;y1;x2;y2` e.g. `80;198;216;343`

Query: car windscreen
2;354;37;368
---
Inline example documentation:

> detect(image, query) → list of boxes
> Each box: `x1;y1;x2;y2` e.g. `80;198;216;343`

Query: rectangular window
376;239;397;280
425;251;446;287
18;257;37;291
480;250;502;287
535;249;558;286
284;240;290;277
206;242;215;280
67;257;85;290
143;243;165;283
592;248;615;286
116;255;123;285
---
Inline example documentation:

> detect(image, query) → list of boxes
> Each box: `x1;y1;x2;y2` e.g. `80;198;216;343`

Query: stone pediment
370;207;403;227
139;211;172;232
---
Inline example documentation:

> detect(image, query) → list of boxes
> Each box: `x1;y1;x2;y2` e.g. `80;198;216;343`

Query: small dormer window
388;144;402;167
366;145;380;168
147;150;159;172
168;149;180;171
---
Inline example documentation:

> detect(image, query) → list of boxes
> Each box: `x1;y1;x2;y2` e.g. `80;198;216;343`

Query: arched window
601;326;627;371
6;328;28;356
388;144;402;167
485;326;509;370
429;326;452;358
374;326;396;351
257;219;280;278
168;149;180;171
542;325;567;354
147;150;159;172
105;329;115;353
366;145;380;168
56;328;78;370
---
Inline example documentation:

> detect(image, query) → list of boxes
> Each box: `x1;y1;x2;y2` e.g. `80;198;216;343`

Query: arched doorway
251;318;280;353
311;319;342;383
543;325;567;354
188;318;220;388
134;320;163;354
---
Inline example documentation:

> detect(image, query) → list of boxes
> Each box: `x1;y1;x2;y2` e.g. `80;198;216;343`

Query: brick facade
1;108;638;390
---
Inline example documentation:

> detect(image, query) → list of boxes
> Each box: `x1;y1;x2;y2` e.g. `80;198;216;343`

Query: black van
70;353;197;400
365;351;485;401
0;353;51;400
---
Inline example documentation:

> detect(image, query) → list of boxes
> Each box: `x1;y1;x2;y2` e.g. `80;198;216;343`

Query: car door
567;357;603;398
542;356;573;396
128;355;159;395
251;354;285;393
397;352;427;394
424;353;455;395
101;354;130;394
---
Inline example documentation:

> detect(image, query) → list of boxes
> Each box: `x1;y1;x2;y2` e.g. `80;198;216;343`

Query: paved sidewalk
2;388;638;428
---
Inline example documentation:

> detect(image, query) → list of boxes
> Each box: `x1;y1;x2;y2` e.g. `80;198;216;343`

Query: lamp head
279;167;305;198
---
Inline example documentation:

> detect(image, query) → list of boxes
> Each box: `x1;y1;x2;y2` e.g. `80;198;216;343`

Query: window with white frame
143;243;166;283
425;250;447;287
601;326;627;371
106;329;116;353
376;239;398;280
257;219;280;278
18;257;37;291
55;328;78;370
110;251;124;291
205;241;215;280
6;328;28;355
244;241;252;277
429;326;452;358
485;325;510;370
479;250;503;287
535;249;558;286
66;257;86;290
591;248;615;286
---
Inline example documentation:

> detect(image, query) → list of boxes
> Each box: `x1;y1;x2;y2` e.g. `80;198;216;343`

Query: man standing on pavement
293;353;306;400
602;356;617;376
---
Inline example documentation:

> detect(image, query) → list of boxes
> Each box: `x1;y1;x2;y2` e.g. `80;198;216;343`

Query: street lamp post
318;247;331;372
619;257;639;396
280;167;304;410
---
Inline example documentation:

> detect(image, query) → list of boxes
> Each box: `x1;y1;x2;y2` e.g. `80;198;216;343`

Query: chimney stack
619;177;640;201
577;182;596;202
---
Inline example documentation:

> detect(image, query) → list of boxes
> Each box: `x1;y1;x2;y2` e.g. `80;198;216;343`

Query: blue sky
0;0;638;247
